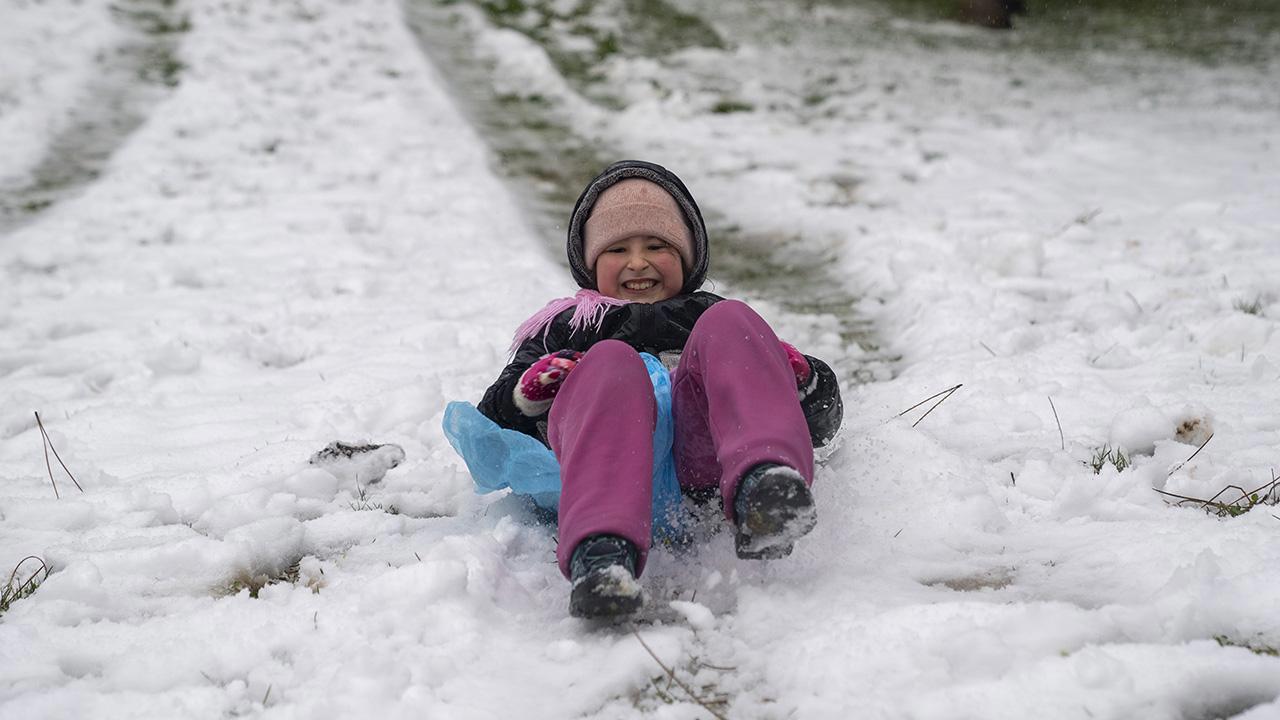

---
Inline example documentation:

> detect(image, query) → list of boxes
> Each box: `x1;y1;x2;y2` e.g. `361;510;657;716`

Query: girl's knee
702;299;760;324
583;339;642;364
697;300;772;337
578;339;649;381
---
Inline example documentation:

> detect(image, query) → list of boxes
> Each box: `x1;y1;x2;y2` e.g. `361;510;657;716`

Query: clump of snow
2;0;1279;717
669;600;715;631
1108;400;1172;457
308;441;405;485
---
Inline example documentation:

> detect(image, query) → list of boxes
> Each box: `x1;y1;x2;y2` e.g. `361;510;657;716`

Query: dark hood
566;160;710;294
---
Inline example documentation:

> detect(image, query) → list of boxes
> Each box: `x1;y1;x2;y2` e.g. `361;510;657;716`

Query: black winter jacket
478;292;843;448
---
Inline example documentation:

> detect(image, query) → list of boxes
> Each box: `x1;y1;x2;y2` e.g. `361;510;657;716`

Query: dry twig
1168;432;1214;476
1154;471;1280;518
35;411;83;498
631;628;728;720
1047;396;1064;451
898;384;963;428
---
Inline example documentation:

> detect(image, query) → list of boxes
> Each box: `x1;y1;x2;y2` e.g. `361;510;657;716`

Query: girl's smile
595;236;684;303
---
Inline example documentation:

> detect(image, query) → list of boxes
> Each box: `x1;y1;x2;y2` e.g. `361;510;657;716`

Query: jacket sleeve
477;320;571;441
800;355;843;448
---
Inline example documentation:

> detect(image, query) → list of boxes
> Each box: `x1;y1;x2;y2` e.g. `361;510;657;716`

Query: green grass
1;557;50;615
710;99;755;114
1087;445;1130;474
852;0;1280;65
1233;295;1266;316
1215;635;1280;657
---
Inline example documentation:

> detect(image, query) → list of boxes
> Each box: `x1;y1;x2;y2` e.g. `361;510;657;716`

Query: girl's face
595;236;684;303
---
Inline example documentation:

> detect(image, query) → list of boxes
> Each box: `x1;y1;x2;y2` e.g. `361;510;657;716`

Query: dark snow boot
733;464;817;559
569;534;643;619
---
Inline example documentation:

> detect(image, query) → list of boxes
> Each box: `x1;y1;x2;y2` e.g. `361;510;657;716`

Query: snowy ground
2;0;1280;718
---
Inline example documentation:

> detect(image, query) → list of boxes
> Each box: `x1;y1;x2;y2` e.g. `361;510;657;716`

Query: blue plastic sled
442;353;686;540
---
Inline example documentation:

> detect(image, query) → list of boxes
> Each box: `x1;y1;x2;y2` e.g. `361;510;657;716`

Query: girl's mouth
622;279;658;291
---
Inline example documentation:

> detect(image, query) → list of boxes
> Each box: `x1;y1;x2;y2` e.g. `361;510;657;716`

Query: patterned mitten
780;341;816;398
513;349;584;416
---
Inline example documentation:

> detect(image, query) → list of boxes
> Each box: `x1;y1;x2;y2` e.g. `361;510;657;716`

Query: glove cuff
513;383;554;417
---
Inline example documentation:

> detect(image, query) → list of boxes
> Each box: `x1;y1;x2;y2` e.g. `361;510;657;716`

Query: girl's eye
648;243;668;251
606;246;626;253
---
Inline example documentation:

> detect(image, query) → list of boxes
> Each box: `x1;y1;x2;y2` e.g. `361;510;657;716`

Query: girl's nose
626;250;649;269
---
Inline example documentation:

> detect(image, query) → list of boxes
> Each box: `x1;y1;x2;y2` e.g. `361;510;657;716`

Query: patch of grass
1233;295;1266;316
710;99;755;114
1215;635;1280;657
20;198;54;213
350;478;384;512
1156;471;1280;518
1;556;50;615
1087;444;1129;474
595;32;620;59
218;558;302;599
139;48;185;87
480;0;527;17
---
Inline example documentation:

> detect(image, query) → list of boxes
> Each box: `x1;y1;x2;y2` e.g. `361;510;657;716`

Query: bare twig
39;419;58;499
1153;475;1280;518
632;628;728;720
34;412;83;497
1168;432;1214;476
1047;396;1064;451
898;384;962;428
1124;291;1143;314
898;386;956;417
1010;472;1016;487
1153;488;1212;505
1088;342;1118;365
979;342;997;357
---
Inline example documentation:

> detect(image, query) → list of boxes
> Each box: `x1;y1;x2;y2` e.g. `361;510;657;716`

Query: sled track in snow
402;0;888;386
0;0;187;234
402;3;886;714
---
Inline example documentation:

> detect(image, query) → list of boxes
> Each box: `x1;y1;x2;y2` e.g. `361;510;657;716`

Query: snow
3;0;1280;718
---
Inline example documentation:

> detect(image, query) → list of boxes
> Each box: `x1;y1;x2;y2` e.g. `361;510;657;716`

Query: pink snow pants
547;300;815;578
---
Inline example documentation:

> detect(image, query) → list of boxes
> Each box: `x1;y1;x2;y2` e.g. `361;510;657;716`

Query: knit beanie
567;160;709;294
582;179;695;271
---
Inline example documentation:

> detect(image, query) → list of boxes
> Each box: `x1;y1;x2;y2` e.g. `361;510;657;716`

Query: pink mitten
780;341;814;394
513;349;584;416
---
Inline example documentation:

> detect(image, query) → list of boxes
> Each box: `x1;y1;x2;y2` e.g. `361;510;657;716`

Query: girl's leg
672;300;814;520
548;339;655;578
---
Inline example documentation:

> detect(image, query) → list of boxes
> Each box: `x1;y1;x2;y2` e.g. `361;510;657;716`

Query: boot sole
569;566;644;618
735;469;817;560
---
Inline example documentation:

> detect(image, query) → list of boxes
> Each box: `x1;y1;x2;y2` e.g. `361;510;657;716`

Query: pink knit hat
581;179;695;270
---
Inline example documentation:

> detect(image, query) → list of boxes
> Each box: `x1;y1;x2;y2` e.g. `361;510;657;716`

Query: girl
477;160;842;618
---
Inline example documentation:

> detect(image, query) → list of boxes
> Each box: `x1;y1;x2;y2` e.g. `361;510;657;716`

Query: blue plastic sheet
442;353;685;539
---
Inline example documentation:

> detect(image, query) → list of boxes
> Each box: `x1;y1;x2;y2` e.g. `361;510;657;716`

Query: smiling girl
477;160;843;618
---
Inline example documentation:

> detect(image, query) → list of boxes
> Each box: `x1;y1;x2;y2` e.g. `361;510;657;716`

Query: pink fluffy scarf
509;289;631;354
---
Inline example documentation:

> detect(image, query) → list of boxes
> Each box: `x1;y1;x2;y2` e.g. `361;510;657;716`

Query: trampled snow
2;0;1279;718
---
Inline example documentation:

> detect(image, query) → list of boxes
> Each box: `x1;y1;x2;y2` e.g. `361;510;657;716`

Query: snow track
0;0;187;232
